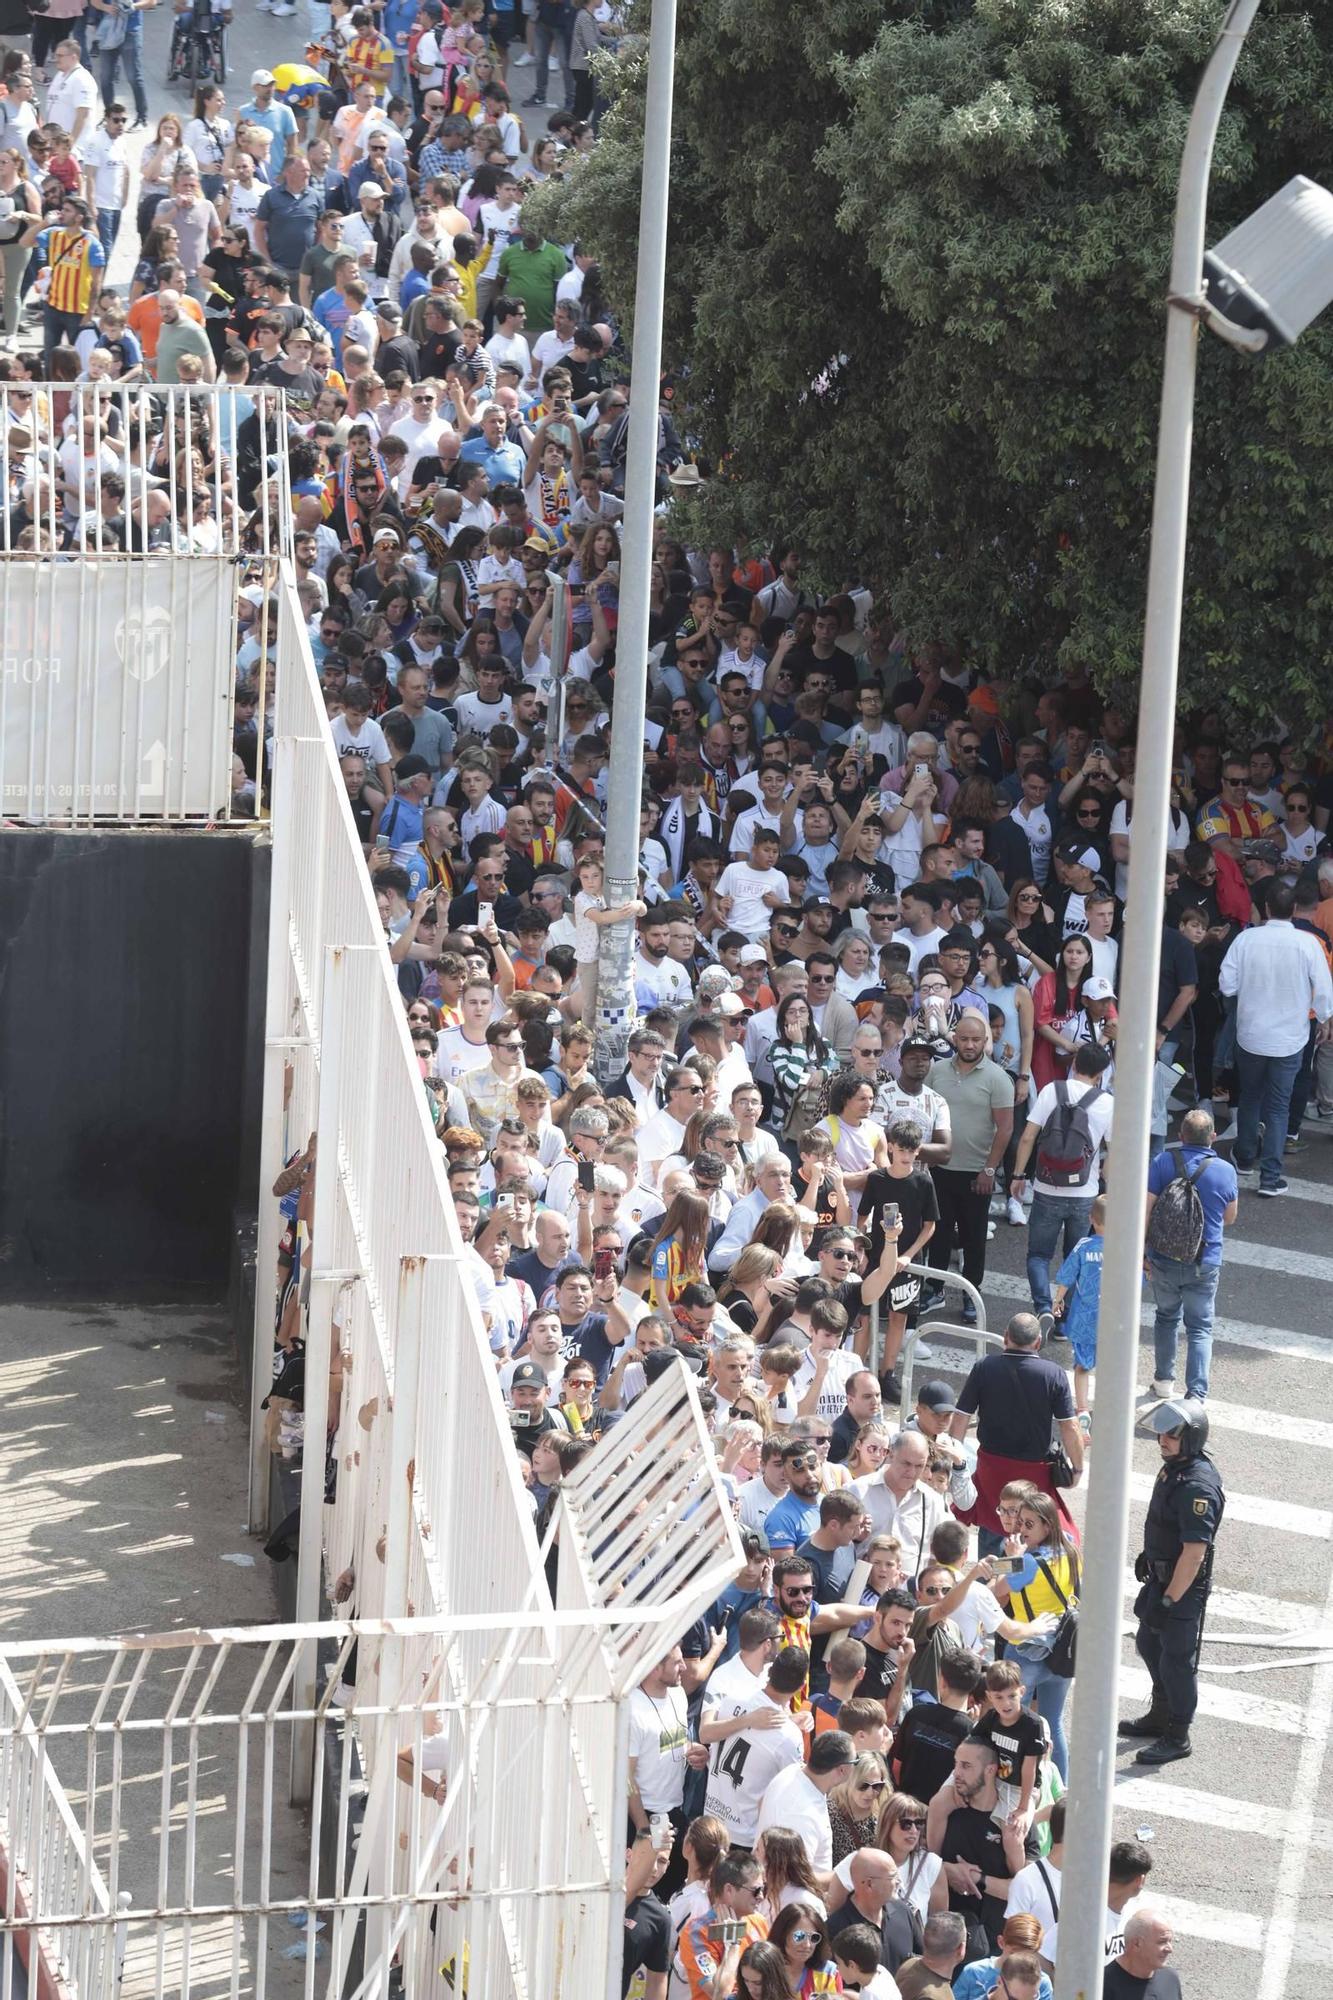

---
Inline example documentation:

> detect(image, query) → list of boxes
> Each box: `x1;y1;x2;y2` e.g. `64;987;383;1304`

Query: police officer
1119;1398;1224;1766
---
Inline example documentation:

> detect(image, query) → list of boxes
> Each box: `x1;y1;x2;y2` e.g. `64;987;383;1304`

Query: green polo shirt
927;1055;1015;1174
495;240;569;335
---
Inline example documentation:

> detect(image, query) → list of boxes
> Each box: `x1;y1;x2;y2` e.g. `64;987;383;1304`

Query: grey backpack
1145;1145;1208;1262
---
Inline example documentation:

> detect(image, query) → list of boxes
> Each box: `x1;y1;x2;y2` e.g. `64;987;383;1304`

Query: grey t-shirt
926;1055;1015;1174
379;702;455;775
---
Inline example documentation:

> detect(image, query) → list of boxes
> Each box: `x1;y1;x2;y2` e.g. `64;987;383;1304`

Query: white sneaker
512;48;534;63
271;2;295;11
546;95;566;109
986;1221;996;1240
1151;1378;1175;1399
1006;1196;1026;1226
255;0;273;9
914;1341;935;1361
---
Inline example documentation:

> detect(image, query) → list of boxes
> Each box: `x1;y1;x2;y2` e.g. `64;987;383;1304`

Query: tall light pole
1054;3;1263;1994
593;0;677;1082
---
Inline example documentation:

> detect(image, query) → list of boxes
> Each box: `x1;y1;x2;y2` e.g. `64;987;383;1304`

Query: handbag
1019;1556;1079;1679
1048;1438;1077;1488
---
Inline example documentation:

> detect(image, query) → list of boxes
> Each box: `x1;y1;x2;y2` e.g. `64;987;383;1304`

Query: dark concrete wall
0;829;265;1294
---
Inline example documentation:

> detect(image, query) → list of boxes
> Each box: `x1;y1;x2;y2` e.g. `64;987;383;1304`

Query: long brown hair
758;1828;821;1912
649;1189;711;1277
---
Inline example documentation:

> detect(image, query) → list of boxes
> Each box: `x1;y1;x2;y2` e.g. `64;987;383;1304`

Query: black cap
509;1360;546;1388
916;1379;957;1415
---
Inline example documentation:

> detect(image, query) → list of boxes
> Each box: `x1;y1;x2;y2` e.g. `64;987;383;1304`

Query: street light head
1204;174;1333;349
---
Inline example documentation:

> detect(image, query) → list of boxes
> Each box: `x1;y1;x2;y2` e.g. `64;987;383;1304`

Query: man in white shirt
1009;1041;1114;1316
895;884;948;976
1013;762;1055;885
755;1728;856;1873
1220;877;1333;1193
45;40;100;148
627;1648;691;1831
394;380;453;490
527;297;576;381
702;1646;806;1847
793;1315;867;1422
853;1430;948;1580
636;1067;704;1189
485;295;532;379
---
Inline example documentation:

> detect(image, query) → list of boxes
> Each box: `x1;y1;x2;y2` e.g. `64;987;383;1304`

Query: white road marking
1188;1396;1333;1451
1256;1503;1333;1999
940;1269;1333;1368
1145;1892;1266;1952
1119;1662;1305;1734
1126;1471;1330;1540
1226;1238;1333;1284
1111;1777;1333;1852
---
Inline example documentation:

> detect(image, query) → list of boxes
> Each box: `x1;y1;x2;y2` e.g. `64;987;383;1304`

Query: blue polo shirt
1147;1145;1237;1266
763;1490;821;1554
457;434;526;488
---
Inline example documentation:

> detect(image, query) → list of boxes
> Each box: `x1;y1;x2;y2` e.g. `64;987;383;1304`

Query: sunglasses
825;1248;854;1261
785;1455;818;1471
791;1930;823;1945
897;1815;926;1830
857;1779;887;1793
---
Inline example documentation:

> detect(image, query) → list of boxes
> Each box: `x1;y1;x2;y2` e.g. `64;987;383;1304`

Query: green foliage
531;0;1333;725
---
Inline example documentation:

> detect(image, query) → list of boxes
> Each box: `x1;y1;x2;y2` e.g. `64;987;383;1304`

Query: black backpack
1145;1145;1209;1262
1034;1083;1106;1188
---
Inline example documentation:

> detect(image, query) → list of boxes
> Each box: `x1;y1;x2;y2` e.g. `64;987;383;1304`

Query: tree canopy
531;0;1333;726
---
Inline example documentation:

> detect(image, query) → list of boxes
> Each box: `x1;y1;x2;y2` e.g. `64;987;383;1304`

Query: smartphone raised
593;1244;616;1282
990;1555;1027;1575
477;901;494;930
577;1158;597;1193
883;1202;900;1231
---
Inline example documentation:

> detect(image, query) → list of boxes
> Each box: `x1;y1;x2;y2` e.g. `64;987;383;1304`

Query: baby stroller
168;0;228;88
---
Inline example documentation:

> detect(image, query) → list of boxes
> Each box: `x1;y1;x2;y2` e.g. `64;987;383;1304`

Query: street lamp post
1054;4;1263;1995
594;0;678;1082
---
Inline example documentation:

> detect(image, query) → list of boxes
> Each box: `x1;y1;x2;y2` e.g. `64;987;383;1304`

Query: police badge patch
1193;1497;1208;1515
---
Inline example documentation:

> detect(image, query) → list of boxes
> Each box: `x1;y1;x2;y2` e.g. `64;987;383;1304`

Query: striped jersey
37;226;106;316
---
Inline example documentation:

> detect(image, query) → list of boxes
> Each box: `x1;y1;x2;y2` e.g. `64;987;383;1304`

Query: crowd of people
19;0;1314;1992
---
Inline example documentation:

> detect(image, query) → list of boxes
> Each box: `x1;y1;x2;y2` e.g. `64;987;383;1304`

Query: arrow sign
140;739;166;798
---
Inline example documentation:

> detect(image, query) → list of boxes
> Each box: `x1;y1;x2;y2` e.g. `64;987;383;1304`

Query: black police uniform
1129;1442;1224;1758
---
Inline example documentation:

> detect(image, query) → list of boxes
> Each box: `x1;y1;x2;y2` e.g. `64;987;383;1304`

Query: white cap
372;527;400;548
717;992;748;1017
738;943;769;966
250;68;276;86
1082;975;1115;1001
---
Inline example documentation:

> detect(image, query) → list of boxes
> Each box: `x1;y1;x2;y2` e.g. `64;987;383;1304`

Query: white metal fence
239;562;744;1994
0;383;291;822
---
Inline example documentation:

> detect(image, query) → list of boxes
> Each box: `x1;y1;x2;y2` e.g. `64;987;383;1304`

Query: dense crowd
18;1;1323;1993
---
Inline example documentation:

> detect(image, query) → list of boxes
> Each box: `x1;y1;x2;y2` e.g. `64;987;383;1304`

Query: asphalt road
913;1110;1333;2000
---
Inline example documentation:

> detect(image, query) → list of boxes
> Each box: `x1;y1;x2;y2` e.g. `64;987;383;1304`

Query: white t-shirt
755;1763;833;1873
1026;1076;1113;1199
1015;803;1053;885
498;1351;565;1400
478;199;522;279
485;328;532;377
879;1080;950;1147
703;1694;803;1845
951;1579;1006;1654
843;719;907;769
896;925;946;976
702;1652;766;1717
435;1027;492;1084
1108;797;1191;901
636;1108;688;1188
737;1479;785;1533
330;712;389;773
225;177;264;244
46;64;100;139
451;689;514;737
627;1684;689;1814
716;859;784;940
833;1849;943;1929
730;802;784;857
792;1345;864;1422
80;128;129;208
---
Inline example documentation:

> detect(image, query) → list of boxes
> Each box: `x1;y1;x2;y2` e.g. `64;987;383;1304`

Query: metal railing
895;1263;995;1426
0;383;291;822
0;1660;126;2000
246;565;743;1993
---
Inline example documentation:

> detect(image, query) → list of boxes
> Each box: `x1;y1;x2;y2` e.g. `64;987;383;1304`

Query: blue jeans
1018;1651;1071;1780
1025;1190;1092;1314
1235;1043;1302;1186
100;21;148;124
1150;1255;1221;1400
95;207;122;256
